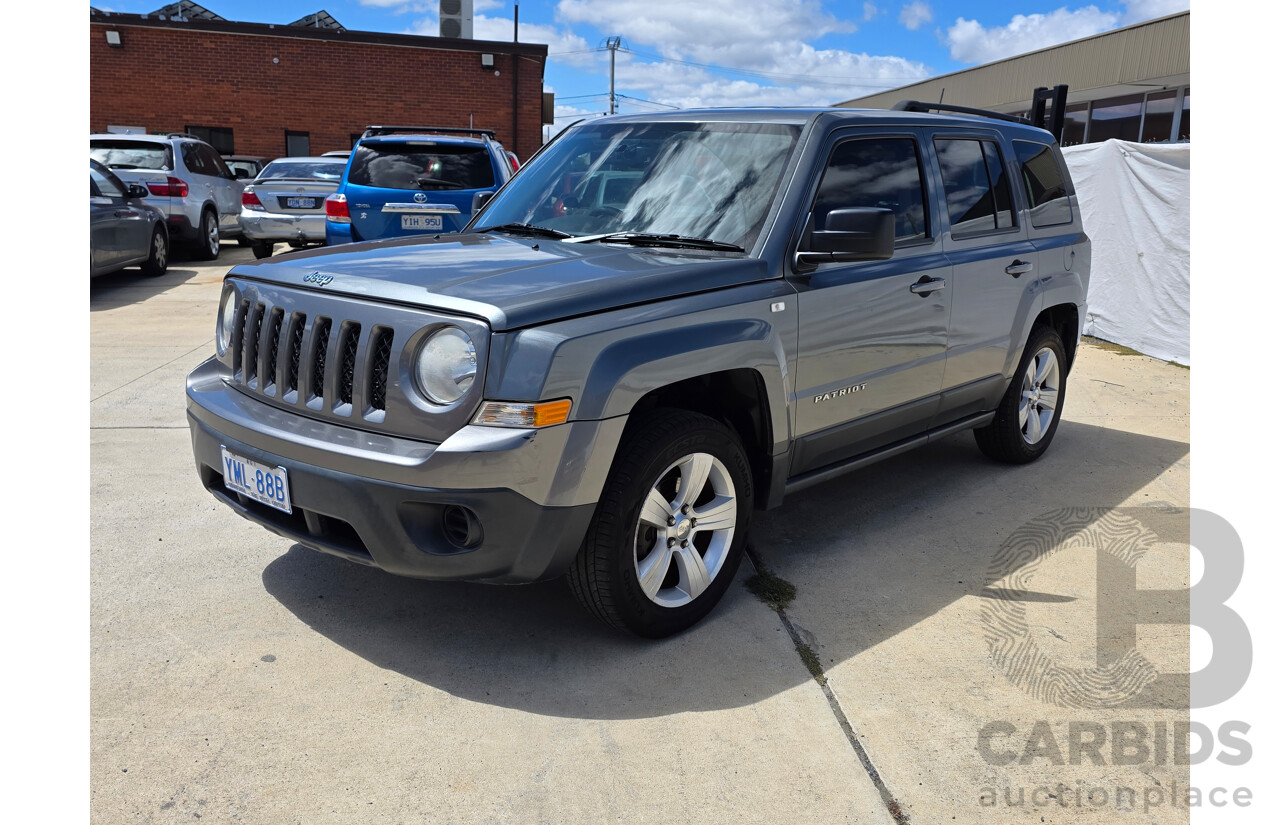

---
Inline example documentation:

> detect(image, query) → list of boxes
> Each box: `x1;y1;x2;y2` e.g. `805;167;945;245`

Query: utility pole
606;36;621;114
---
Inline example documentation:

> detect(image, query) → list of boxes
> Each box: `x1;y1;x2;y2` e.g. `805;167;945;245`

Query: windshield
90;140;173;171
348;143;495;190
476;120;800;250
258;160;345;180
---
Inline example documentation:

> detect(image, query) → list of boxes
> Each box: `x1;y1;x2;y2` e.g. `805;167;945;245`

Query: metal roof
838;11;1189;112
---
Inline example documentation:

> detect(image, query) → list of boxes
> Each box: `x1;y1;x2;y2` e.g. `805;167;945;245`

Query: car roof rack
360;125;498;140
891;100;1029;125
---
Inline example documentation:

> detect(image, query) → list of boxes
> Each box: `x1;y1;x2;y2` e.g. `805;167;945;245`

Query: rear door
930;130;1037;422
790;129;952;475
342;140;500;240
197;144;244;231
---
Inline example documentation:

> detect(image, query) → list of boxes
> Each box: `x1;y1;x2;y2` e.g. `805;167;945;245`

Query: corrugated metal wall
840;12;1188;111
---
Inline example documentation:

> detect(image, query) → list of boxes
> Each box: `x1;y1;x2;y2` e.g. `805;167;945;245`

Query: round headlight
217;290;238;356
415;326;477;404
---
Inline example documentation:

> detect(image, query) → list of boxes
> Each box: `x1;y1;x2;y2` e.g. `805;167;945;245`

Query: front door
790;131;951;476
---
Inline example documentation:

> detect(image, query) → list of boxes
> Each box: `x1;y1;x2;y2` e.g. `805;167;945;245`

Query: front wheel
974;325;1067;463
568;410;753;637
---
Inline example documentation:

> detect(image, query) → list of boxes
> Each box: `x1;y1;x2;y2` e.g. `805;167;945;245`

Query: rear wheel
568;410;753;637
974;325;1067;463
196;209;220;260
250;241;273;259
140;225;168;277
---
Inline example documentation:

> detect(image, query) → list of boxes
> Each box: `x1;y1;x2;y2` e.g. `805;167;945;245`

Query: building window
1141;90;1179;143
1087;93;1144;142
1061;104;1089;146
187;125;234;154
351;133;363;148
285;130;311;157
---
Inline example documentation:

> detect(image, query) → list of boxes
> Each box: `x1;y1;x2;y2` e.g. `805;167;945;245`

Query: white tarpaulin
1061;140;1190;365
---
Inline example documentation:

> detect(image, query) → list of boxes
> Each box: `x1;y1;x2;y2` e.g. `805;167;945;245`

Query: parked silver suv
90;133;244;259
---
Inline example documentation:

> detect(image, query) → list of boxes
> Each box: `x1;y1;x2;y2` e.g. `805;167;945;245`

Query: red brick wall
90;23;546;162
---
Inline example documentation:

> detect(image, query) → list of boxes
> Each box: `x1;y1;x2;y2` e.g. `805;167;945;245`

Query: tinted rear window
258;160;345;180
1013;140;1072;227
348;143;495;191
90;140;173;171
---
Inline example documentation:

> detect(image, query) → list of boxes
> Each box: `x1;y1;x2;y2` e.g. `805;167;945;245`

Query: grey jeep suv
186;107;1090;637
91;133;244;259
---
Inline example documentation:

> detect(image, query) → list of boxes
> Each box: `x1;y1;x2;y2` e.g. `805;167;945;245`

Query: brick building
89;5;550;162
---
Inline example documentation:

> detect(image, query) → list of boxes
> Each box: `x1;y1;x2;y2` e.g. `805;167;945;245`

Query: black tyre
568;410;753;638
196;209;220;260
974;325;1067;463
250;241;273;259
140;225;168;278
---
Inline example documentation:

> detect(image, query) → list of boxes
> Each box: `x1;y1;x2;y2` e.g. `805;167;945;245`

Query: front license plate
221;447;292;514
402;214;443;231
286;197;317;209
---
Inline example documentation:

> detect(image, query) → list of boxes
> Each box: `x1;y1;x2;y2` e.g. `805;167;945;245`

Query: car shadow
262;419;1188;720
90;265;202;309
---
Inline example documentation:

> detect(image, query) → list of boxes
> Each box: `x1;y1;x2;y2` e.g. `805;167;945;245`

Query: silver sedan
240;157;346;258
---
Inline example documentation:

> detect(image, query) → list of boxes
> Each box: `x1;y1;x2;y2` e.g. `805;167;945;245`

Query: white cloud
1122;0;1189;24
556;0;856;60
945;6;1121;65
863;2;879;21
898;2;932;31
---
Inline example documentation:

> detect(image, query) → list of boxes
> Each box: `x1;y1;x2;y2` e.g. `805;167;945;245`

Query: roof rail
360;125;498;140
891;100;1028;125
166;132;204;140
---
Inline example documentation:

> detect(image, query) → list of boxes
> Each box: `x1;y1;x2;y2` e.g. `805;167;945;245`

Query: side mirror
125;183;149;200
796;207;895;267
234;168;251;179
472;191;494;213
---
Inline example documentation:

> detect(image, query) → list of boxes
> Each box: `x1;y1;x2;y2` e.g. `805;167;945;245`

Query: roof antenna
938;87;946;104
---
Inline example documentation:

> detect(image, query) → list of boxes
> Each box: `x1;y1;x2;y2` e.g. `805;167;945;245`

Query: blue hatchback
325;126;514;245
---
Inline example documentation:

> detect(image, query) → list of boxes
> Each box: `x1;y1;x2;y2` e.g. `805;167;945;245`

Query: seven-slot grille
230;299;393;417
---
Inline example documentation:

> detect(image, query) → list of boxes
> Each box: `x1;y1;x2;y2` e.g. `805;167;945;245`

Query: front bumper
242;210;327;243
186;364;624;583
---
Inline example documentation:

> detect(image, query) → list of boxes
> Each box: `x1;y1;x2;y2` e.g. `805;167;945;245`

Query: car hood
230;233;772;331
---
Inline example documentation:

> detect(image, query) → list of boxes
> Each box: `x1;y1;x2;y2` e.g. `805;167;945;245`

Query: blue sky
98;1;1190;138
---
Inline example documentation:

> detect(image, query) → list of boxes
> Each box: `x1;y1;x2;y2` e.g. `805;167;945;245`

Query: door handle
910;276;946;296
1005;259;1034;277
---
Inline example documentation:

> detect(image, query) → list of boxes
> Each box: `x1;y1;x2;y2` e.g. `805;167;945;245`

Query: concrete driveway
91;247;1190;824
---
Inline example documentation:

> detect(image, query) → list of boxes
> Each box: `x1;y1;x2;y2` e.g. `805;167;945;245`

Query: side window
90;166;124;198
812;137;929;243
934;138;1014;237
1013;140;1072;227
181;143;208;175
201;145;233;179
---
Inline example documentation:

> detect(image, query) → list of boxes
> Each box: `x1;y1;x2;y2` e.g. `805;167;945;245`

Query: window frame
806;132;935;252
285;130;311;158
1012;139;1074;229
930;132;1022;241
186;125;235;155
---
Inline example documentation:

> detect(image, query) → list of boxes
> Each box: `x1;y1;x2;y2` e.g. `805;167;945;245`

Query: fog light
441;505;483;550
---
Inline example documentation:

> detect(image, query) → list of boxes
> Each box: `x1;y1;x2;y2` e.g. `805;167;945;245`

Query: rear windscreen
90;141;173;171
258;161;345;180
347;143;495;191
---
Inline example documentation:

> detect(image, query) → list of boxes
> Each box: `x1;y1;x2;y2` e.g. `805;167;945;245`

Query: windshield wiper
415;177;464;189
569;232;744;252
476;223;575;240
